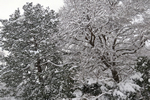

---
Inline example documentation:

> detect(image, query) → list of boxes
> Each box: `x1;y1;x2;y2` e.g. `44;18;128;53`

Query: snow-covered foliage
132;56;150;100
58;0;150;99
0;2;77;99
0;0;150;100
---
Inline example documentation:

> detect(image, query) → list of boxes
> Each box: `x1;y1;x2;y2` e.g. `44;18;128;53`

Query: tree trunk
111;69;119;83
101;55;119;83
36;58;43;82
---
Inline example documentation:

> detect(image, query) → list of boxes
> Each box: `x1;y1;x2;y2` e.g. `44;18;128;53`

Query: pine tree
133;56;150;100
0;2;76;100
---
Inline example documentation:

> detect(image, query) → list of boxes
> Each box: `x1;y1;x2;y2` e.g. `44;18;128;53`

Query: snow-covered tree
131;56;150;100
0;2;76;99
59;0;150;99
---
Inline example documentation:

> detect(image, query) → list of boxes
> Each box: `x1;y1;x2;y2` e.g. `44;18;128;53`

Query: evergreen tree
0;2;76;100
133;56;150;100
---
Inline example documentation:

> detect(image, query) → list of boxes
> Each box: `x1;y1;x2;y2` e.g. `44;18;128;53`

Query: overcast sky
0;0;64;19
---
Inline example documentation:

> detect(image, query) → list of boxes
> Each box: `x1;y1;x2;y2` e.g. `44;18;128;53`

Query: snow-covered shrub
132;56;150;100
82;82;102;96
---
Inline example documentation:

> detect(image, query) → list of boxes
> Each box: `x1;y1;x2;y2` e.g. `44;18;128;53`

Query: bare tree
59;0;150;84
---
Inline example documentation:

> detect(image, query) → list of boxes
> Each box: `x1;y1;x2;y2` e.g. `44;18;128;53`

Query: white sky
0;0;64;19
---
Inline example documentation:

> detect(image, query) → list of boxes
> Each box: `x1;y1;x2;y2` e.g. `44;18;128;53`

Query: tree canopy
58;0;150;99
0;2;76;100
0;0;150;100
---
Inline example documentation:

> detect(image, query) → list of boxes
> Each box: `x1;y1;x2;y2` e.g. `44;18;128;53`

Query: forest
0;0;150;100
